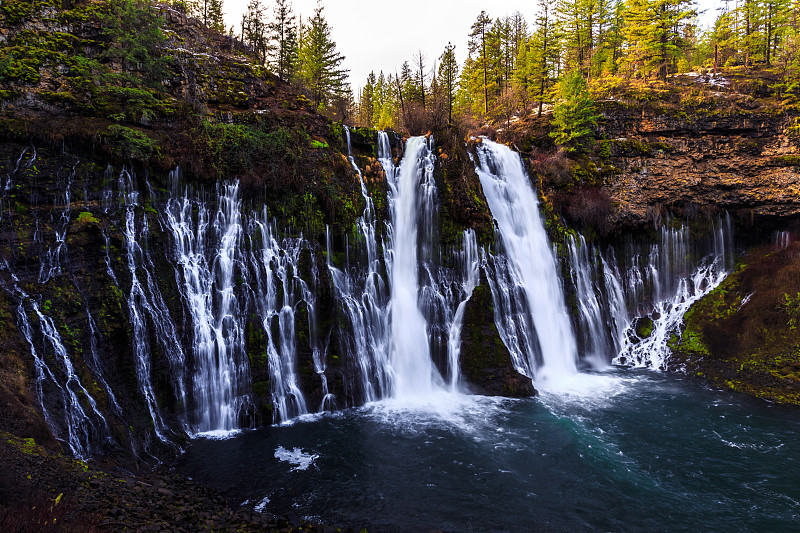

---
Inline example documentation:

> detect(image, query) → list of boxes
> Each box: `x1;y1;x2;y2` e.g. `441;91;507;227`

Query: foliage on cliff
670;236;800;406
0;0;367;234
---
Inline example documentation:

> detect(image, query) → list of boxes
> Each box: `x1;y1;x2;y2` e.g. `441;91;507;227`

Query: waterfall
446;230;480;390
327;130;476;402
165;181;251;433
248;209;309;423
0;265;109;459
39;160;75;284
83;304;123;416
566;235;632;367
568;235;620;367
607;216;733;369
120;171;174;443
474;139;578;383
773;230;791;249
326;128;392;403
384;136;444;398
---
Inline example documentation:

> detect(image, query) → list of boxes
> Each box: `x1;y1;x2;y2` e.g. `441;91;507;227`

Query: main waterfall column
385;136;441;399
474;140;578;383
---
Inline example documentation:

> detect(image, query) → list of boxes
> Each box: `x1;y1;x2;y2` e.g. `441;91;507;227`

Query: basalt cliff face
599;95;800;226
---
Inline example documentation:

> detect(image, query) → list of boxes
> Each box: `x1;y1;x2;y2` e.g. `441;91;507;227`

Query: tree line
171;0;351;117
165;0;800;134
354;0;800;132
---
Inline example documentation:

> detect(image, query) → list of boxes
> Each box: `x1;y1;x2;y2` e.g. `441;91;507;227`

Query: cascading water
444;230;480;390
612;216;733;369
120;170;174;443
165;181;251;433
474;139;578;384
567;234;627;367
327;130;477;402
326;128;392;403
773;230;791;249
0;263;109;459
383;135;444;398
39;160;75;284
248;209;310;423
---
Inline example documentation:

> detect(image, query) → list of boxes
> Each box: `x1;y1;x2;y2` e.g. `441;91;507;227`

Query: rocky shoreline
0;432;361;533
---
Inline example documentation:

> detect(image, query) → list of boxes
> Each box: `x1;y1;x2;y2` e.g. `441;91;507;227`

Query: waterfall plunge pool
177;369;800;532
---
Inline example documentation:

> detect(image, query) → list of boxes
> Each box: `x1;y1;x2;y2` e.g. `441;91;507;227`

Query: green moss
780;292;800;329
104;124;161;162
76;211;100;225
310;139;329;149
596;140;611;159
635;317;654;338
774;155;800;167
191;119;297;179
0;89;20;101
5;434;45;456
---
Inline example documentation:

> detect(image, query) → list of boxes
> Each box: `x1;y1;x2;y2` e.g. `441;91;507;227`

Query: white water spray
474;140;578;384
384;136;443;398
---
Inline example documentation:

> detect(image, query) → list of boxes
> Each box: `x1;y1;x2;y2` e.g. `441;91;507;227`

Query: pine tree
358;71;376;127
438;42;459;124
602;0;626;75
297;4;349;111
549;70;598;151
527;0;559;116
242;0;268;63
469;10;493;115
399;60;413;116
623;0;695;80
193;0;224;32
269;0;299;81
100;0;170;87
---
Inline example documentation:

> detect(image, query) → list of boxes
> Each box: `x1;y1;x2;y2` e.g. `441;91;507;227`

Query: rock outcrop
459;271;537;397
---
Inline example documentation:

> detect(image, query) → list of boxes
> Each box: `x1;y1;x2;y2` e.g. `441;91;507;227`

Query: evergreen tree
269;0;299;81
358;71;376;126
524;0;559;116
398;60;414;116
556;0;593;74
469;10;493;115
100;0;170;87
242;0;268;63
602;0;626;75
298;4;349;111
438;42;459;124
193;0;224;32
374;72;399;129
623;0;695;80
550;70;598;151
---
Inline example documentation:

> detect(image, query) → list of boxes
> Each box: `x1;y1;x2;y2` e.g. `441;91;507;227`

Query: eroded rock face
598;100;800;226
459;271;536;397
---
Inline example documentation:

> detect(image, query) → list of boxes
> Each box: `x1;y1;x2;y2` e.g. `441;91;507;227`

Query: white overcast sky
223;0;721;91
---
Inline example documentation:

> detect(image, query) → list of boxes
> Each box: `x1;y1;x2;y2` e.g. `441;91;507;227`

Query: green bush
105;124;160;162
192;120;297;179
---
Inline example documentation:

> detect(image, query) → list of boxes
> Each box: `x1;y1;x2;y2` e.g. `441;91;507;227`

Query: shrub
532;149;572;187
780;292;800;329
560;185;613;233
104;124;160;162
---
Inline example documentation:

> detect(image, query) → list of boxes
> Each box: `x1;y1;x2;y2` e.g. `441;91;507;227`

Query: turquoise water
178;369;800;532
